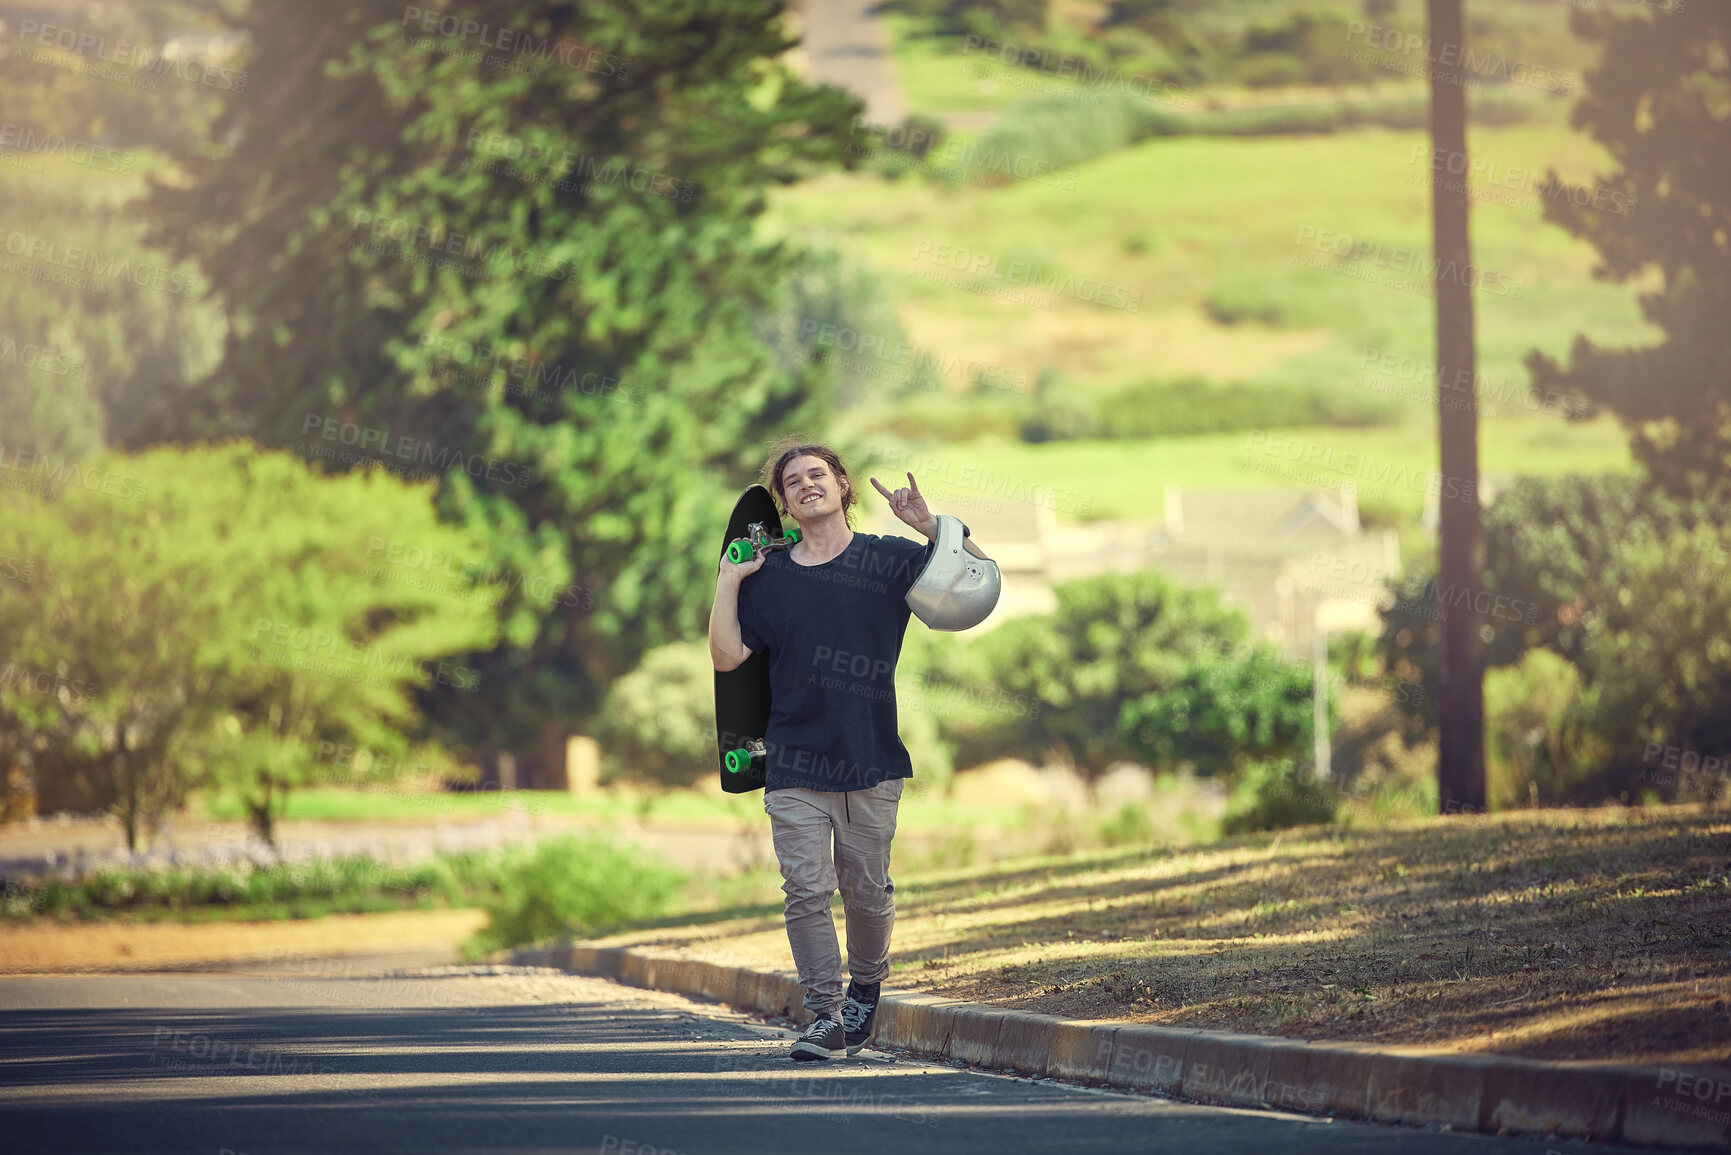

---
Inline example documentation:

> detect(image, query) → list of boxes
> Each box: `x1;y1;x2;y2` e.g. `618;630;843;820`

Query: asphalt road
0;955;1646;1155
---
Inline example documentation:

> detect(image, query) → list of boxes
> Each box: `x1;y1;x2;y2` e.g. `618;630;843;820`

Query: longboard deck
713;484;783;793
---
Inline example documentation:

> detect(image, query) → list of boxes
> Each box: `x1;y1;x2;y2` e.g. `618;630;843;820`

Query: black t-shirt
735;531;934;793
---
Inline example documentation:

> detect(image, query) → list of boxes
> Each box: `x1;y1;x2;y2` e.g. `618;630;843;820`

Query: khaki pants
763;777;904;1021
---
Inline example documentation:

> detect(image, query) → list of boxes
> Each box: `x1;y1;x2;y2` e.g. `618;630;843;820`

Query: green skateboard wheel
727;539;753;564
784;526;801;544
724;747;752;774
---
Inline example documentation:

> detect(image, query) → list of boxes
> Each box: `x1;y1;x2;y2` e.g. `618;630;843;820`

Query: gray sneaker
790;1013;843;1061
841;981;880;1056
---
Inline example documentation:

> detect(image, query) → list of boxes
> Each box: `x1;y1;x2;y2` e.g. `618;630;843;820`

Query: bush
1483;648;1608;810
592;642;718;789
462;835;686;959
1378;475;1731;801
1222;758;1337;835
1;848;511;922
1020;376;1397;443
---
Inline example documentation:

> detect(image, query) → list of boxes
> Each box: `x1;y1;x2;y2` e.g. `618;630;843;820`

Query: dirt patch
595;804;1731;1068
0;908;489;973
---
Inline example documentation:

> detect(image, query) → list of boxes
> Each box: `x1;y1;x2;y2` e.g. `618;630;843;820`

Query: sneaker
841;980;880;1056
790;1013;844;1061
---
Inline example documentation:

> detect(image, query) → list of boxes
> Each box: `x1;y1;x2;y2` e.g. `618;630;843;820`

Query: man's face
782;455;846;522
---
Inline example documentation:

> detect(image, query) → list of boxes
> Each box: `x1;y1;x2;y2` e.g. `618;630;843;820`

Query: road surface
0;951;1654;1154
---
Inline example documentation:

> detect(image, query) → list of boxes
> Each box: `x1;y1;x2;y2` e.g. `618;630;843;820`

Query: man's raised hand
870;472;937;536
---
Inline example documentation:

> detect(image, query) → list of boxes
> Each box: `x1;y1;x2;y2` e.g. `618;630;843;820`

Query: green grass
854;419;1635;525
192;782;1131;841
774;117;1651;553
773;122;1656;403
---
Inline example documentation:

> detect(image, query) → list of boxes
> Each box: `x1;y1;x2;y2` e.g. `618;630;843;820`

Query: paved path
0;812;780;879
799;0;905;124
0;955;1645;1154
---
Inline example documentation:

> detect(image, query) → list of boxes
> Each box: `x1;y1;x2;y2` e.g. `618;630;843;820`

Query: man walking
708;441;994;1060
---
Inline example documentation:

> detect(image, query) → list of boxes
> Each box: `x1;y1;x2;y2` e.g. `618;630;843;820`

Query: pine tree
1524;6;1731;501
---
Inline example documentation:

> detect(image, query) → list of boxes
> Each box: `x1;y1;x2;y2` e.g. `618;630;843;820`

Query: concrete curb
511;941;1730;1151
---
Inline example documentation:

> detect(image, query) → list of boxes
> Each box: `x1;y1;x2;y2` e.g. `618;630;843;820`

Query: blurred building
873;484;1401;661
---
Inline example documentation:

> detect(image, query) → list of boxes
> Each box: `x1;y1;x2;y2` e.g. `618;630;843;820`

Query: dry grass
596;804;1731;1067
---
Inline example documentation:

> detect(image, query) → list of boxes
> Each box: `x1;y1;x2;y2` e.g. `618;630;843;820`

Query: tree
1118;644;1317;779
129;0;862;778
1425;0;1486;813
1525;6;1731;502
0;443;502;847
941;571;1265;777
1376;475;1731;803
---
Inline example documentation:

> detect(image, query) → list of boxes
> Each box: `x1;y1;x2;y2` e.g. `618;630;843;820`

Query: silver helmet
906;515;1001;631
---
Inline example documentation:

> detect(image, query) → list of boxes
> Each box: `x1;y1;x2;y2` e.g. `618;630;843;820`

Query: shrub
592;642;719;789
1222;758;1337;835
1378;475;1731;801
1483;648;1607;810
461;835;685;960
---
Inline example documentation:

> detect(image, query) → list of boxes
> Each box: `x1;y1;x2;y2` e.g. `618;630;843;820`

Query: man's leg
833;777;904;988
764;787;844;1021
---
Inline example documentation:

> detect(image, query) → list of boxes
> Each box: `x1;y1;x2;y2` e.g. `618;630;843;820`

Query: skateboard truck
725;521;802;564
724;737;767;775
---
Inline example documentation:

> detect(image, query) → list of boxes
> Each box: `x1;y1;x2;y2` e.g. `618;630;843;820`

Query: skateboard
714;484;802;792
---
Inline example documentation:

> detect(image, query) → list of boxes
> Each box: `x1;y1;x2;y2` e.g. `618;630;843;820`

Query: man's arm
871;471;990;560
709;551;763;671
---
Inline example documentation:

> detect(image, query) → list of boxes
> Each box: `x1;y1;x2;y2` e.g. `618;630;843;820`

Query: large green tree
0;444;500;847
130;1;861;771
1525;5;1731;500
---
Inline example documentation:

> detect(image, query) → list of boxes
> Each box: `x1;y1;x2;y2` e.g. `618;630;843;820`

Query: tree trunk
1428;0;1488;814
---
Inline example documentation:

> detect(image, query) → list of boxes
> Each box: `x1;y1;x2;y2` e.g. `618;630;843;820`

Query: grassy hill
767;116;1654;554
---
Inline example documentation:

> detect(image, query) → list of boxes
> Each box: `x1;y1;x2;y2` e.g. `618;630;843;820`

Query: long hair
763;439;856;528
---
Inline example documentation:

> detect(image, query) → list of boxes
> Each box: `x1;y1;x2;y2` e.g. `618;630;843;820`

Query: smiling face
780;453;850;524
